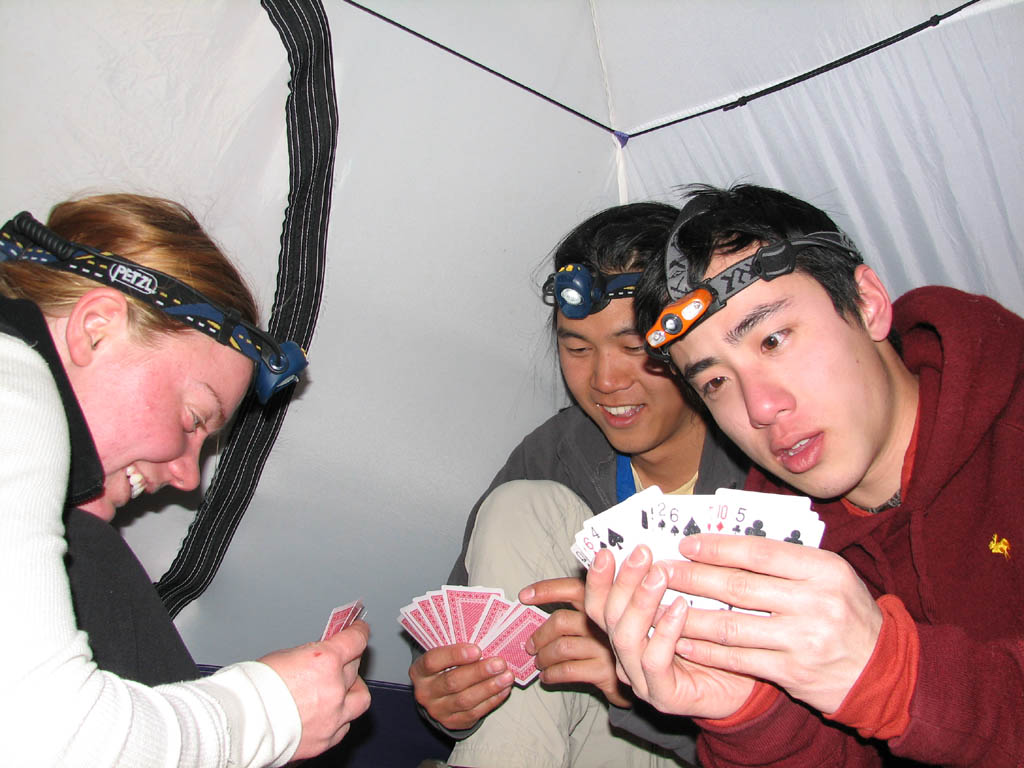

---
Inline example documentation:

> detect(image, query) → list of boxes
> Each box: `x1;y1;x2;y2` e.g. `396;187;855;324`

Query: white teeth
126;464;145;499
786;438;810;456
602;405;639;416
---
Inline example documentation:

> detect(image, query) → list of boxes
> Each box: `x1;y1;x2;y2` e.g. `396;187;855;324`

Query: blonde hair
0;193;259;339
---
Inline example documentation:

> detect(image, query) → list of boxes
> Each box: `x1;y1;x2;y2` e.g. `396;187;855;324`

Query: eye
700;376;727;398
186;411;204;434
560;341;591;356
761;330;788;352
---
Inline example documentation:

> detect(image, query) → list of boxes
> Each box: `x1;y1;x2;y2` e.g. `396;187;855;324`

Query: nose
739;371;794;428
166;436;203;492
591;349;631;393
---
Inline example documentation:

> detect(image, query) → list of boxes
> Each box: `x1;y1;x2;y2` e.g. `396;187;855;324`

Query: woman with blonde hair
0;194;369;766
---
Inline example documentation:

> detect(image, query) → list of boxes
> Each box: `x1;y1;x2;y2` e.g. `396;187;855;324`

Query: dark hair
548;201;708;411
549;202;679;332
552;201;679;273
635;184;867;340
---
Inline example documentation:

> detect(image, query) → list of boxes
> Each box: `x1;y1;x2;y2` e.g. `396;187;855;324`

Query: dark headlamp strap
649;225;863;356
604;271;642;300
0;212;307;403
664;196;714;302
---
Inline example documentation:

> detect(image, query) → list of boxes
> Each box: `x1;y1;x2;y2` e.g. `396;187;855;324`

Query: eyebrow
724;298;790;345
556;325;640;342
201;382;227;430
681;298;790;383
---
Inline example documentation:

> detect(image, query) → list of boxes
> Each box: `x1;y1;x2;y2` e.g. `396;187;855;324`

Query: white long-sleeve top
0;331;302;767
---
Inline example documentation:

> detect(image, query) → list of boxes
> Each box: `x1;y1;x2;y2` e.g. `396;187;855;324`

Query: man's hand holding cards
573;487;825;613
398;585;548;685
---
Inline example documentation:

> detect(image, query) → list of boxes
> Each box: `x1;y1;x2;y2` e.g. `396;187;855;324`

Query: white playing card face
571;537;594;569
584;486;664;561
714;488;823;546
572;486;825;615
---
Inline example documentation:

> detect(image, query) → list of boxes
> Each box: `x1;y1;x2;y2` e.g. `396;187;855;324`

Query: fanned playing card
477;603;547;685
398;584;549;686
572;486;825;613
321;599;366;641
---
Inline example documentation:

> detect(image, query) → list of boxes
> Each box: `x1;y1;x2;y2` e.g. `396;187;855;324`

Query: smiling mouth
600;404;642;415
126;464;146;499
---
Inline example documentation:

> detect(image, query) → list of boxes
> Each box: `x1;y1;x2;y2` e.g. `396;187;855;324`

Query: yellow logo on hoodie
988;534;1011;560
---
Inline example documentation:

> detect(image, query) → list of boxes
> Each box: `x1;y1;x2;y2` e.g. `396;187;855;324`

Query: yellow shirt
630;464;699;496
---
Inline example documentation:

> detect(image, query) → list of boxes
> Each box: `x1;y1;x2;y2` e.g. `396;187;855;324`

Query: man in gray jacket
411;203;748;767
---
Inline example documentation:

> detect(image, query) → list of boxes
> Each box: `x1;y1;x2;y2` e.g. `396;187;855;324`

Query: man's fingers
678;534;826;581
604;545;655;631
321;619;370;662
520;576;585;609
533;632;605;671
584;548;616;630
449;684;513;729
526;608;588;654
339;675;372;723
414;643;482;676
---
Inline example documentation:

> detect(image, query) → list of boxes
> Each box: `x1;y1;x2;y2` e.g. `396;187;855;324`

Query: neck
631;412;707;491
846;345;920;509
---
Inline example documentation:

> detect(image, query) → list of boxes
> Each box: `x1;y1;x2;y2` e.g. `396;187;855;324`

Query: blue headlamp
0;211;307;404
542;263;642;319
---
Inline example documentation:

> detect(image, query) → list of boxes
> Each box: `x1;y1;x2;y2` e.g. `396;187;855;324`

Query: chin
78;497;118;523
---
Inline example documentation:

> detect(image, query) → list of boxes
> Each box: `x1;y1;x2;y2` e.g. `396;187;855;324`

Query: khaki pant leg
448;480;685;768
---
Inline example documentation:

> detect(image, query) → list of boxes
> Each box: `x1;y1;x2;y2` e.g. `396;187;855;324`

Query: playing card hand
410;643;514;731
585;547;756;720
260;620;372;760
519;577;631;707
664;534;883;714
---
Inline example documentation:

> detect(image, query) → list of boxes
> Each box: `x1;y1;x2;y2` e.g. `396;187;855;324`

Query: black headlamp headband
645;197;862;360
542;263;642;319
0;211;308;403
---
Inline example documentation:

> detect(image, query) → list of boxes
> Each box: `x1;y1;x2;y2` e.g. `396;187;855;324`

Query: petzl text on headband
542;263;643;319
644;199;862;361
0;211;308;403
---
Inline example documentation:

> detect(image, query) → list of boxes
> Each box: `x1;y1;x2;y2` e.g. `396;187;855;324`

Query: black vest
1;296;198;684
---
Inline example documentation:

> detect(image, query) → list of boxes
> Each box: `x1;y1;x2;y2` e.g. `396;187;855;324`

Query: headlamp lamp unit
542;263;643;319
645;198;862;362
0;211;308;404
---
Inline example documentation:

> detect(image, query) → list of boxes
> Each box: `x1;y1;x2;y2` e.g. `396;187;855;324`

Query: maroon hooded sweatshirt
697;286;1024;768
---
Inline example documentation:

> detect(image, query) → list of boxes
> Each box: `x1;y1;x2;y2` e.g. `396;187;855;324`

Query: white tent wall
165;1;616;682
1;0;1021;686
618;0;1024;310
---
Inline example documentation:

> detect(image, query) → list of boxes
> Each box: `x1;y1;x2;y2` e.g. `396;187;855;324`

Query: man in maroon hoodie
583;183;1023;767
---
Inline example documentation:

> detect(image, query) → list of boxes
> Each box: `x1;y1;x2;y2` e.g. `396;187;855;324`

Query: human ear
65;288;131;367
854;265;894;342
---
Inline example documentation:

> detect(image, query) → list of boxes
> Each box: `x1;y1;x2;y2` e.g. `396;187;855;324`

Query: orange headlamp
645;287;713;351
645;193;862;362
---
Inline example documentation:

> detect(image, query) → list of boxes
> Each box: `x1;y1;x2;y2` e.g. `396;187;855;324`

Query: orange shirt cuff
826;594;919;741
696;680;780;729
